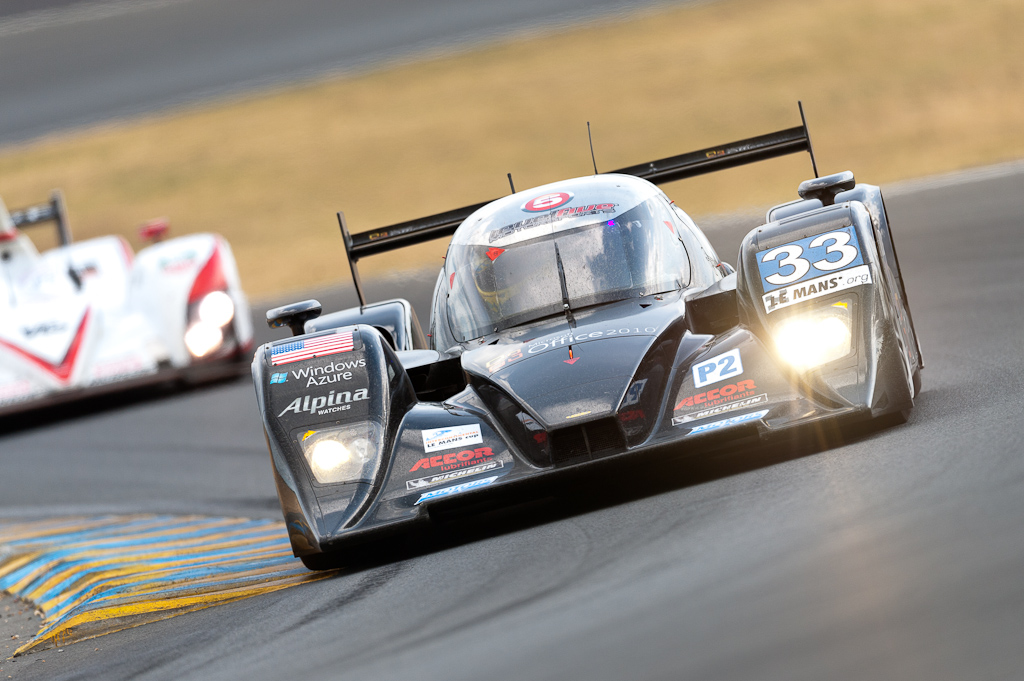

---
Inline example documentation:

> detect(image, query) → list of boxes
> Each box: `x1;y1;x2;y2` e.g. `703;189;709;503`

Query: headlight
297;421;383;484
184;322;223;358
197;290;235;327
772;301;853;370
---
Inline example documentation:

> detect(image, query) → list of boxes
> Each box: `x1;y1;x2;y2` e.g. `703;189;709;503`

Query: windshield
445;197;690;341
0;235;76;309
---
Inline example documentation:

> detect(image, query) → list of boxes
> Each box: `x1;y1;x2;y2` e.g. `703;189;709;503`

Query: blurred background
2;0;1021;300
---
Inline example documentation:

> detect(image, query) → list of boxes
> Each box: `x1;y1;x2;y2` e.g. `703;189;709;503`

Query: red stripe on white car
0;309;91;383
188;242;226;303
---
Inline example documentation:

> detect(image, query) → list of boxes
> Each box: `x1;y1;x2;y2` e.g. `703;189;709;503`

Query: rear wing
9;190;72;246
339;103;818;305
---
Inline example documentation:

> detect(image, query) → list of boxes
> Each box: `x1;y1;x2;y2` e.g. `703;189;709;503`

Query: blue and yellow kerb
0;515;332;655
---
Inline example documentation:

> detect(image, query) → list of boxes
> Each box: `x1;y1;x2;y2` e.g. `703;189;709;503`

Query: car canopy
444;175;692;341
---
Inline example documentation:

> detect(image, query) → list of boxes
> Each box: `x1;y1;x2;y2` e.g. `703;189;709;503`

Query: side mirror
797;170;856;206
267;299;322;336
688;273;738;335
139;218;170;243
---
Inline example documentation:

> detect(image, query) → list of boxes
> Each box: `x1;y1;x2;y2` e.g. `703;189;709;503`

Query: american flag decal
270;332;355;365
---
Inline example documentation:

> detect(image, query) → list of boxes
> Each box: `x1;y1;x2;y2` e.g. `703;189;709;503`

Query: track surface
0;0;680;146
1;169;1023;679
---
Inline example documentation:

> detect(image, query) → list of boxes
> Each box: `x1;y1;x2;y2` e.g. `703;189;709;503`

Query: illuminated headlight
184;322;223;358
772;301;853;370
197;290;235;327
298;421;383;484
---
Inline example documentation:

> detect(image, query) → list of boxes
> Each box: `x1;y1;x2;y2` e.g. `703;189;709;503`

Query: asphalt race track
1;165;1023;680
0;0;682;145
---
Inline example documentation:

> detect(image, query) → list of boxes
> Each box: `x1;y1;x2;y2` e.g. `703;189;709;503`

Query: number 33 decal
761;231;860;286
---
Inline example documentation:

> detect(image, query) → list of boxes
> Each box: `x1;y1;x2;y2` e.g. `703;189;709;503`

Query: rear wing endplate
339;103;818;305
9;190;72;246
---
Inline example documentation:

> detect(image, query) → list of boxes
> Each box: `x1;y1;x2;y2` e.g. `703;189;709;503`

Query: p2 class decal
756;226;865;293
692;349;743;388
415;476;499;505
687;409;769;435
521;192;573;213
761;264;872;313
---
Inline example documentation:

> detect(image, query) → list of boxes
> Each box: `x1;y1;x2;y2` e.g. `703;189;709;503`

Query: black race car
253;112;922;569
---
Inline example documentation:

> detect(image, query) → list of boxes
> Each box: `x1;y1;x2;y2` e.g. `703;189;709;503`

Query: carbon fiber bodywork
253;170;921;568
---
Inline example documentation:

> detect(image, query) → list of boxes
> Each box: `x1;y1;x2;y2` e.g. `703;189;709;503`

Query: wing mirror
267;299;322;336
688;273;738;335
139;218;170;243
797;170;856;206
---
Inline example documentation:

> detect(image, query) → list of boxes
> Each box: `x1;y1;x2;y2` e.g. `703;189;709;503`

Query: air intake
549;418;626;466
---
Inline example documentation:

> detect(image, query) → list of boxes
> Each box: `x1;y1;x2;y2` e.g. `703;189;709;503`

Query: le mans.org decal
415;476;499;505
688;409;769;435
761;265;872;313
270;331;355;366
674;379;758;411
522;192;573;212
422;423;483;453
692;348;743;388
756;227;865;293
406;460;504;491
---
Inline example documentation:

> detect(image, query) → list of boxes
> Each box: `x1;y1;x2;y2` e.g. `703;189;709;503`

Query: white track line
0;0;200;38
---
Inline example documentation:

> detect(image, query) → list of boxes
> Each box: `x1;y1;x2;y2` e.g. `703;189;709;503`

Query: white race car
0;191;253;416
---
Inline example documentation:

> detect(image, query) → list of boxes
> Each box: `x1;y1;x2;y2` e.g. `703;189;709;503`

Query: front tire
300;552;341;571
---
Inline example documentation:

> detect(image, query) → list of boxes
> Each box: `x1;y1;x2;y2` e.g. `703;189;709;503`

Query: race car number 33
756;226;864;292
